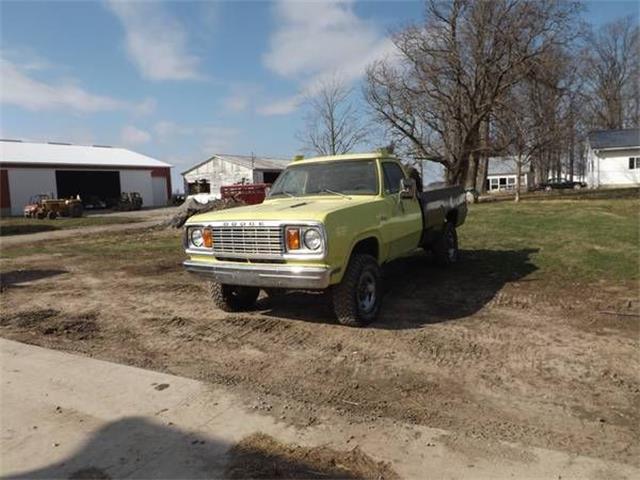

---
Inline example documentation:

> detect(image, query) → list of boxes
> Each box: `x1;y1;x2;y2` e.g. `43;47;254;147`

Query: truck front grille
211;225;283;257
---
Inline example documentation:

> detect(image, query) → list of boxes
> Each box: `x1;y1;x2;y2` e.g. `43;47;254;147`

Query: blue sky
1;0;638;190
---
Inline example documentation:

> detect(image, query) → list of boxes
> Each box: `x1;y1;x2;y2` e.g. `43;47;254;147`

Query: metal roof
0;140;171;168
487;157;520;175
182;153;290;175
588;128;640;150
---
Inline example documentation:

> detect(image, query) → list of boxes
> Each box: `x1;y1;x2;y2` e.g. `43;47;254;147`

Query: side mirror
400;178;416;199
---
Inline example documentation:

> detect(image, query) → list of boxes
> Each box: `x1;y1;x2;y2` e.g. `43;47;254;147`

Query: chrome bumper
183;260;331;289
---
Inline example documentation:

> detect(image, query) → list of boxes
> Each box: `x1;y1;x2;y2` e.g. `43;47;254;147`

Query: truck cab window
382;163;405;195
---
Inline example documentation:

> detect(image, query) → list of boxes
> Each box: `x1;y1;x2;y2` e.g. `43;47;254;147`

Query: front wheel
332;254;382;327
432;222;459;266
209;282;259;312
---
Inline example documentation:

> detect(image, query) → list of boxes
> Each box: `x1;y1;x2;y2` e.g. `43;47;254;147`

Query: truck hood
187;196;375;224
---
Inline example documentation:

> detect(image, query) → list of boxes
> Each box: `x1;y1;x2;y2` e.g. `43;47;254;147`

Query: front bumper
183;260;331;289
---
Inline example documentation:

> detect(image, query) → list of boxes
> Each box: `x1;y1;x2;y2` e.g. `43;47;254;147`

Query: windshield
269;160;379;197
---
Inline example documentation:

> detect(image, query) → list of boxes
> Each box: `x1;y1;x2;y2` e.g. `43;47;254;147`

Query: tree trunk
515;156;522;203
466;152;479;189
476;155;488;193
569;134;575;181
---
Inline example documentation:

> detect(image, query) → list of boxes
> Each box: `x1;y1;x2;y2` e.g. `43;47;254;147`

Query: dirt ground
1;227;638;470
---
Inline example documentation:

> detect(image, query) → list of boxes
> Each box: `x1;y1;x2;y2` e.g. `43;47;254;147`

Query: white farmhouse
485;156;533;193
586;128;640;188
181;153;290;198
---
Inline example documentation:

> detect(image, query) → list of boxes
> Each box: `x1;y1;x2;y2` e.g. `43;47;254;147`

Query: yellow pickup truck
184;152;467;326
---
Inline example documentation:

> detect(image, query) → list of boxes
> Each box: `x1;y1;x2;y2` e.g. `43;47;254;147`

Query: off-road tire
332;254;382;327
432;222;459;267
264;288;286;300
47;211;57;220
209;282;259;312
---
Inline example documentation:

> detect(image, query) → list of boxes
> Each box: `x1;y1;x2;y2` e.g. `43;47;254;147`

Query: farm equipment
23;194;83;219
220;183;270;205
116;192;143;211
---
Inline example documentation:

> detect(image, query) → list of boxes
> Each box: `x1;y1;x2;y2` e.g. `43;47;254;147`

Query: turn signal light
286;228;300;250
203;228;213;248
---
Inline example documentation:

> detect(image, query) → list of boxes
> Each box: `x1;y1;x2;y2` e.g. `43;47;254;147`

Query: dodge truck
183;152;467;326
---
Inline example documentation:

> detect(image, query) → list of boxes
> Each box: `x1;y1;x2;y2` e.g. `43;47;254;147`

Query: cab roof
292;152;399;165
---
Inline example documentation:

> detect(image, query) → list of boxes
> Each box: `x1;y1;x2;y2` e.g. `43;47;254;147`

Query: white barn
0;140;172;216
182;153;290;198
586;128;640;188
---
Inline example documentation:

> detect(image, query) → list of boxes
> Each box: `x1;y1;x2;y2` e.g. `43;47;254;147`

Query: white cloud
0;58;126;112
200;126;240;155
224;93;250;113
133;97;157;116
222;84;262;113
256;94;303;116
106;1;202;81
121;125;151;146
153;121;239;155
1;55;155;116
1;46;53;72
259;0;396;115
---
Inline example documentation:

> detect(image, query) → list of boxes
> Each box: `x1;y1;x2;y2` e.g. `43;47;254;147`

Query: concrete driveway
1;339;636;479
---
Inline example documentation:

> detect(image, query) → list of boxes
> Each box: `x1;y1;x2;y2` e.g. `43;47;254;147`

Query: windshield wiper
319;188;351;199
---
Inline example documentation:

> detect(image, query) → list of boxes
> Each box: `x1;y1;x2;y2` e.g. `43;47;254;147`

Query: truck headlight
190;228;204;248
303;228;322;250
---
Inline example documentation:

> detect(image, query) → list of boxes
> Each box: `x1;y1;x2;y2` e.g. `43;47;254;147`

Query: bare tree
581;16;640;130
365;0;581;186
297;77;369;156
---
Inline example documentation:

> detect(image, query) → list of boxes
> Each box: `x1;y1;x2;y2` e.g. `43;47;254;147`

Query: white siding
183;158;252;197
120;170;154;207
588;147;640;188
7;168;57;216
486;172;530;192
152;176;168;206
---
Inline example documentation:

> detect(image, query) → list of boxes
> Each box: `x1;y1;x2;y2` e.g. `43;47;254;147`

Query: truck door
380;161;423;259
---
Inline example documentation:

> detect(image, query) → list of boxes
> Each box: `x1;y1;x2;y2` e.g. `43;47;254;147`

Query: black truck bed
418;185;467;245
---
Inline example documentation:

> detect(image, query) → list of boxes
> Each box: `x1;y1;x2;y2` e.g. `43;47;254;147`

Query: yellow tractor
23;194;83;219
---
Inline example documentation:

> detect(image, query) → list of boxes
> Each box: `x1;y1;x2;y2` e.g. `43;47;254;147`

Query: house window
629;157;640;169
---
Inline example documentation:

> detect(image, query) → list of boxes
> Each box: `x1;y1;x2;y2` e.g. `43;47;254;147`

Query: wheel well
351;237;379;262
446;209;458;225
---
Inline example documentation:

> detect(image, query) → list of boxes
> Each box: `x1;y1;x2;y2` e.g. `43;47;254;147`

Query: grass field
2;197;638;285
0;216;141;237
460;198;639;283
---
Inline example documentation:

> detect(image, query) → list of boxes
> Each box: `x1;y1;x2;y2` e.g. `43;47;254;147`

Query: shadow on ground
0;269;68;290
262;248;539;329
9;418;395;479
0;224;59;236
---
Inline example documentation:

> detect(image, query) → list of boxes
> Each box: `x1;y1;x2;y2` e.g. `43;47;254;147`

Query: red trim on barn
150;167;172;200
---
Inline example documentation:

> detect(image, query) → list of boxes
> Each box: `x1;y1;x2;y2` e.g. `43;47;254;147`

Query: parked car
183;152;467;327
537;178;587;191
